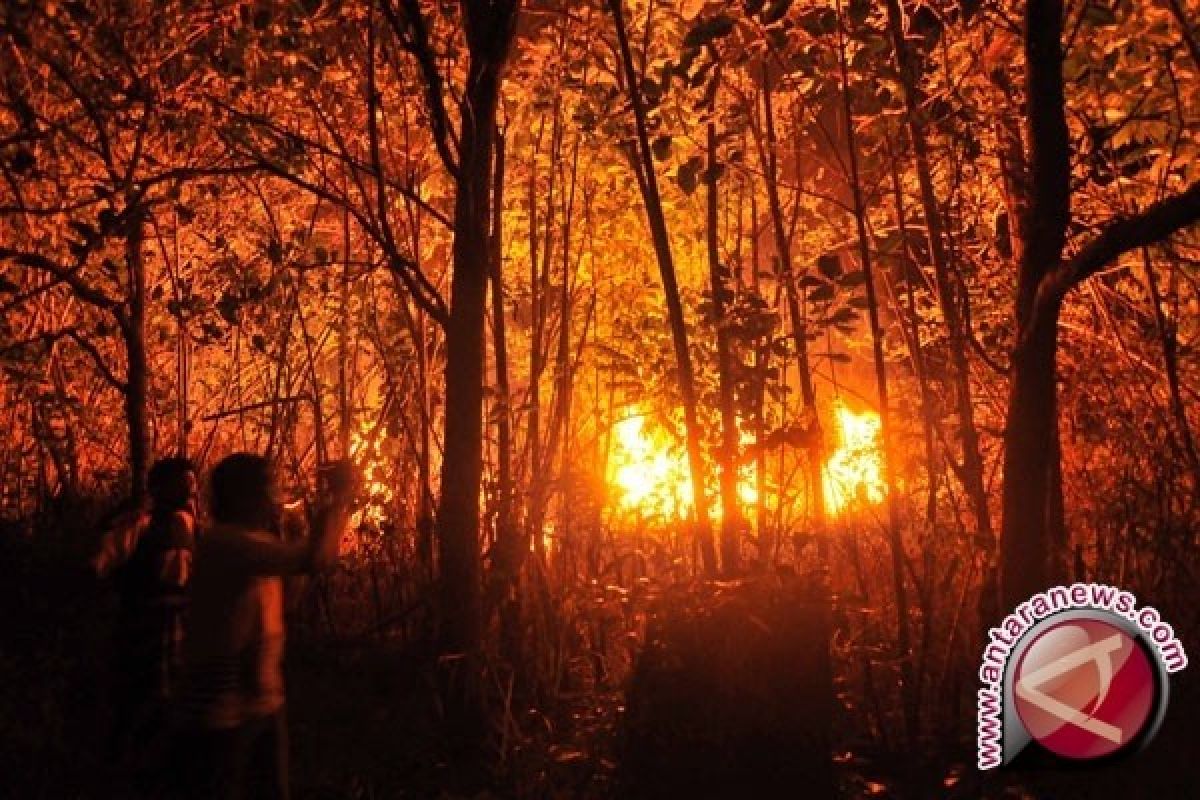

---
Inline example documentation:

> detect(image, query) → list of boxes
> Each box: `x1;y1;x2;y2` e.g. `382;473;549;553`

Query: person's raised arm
227;460;356;576
308;460;355;570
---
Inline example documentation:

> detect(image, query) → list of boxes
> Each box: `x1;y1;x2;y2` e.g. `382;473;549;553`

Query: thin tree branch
379;0;461;177
1053;180;1200;293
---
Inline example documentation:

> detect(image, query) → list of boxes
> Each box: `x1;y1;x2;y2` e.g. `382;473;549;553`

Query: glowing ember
822;402;886;514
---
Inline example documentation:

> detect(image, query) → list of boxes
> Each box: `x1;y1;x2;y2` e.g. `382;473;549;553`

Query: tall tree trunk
490;128;517;577
1000;0;1200;608
1001;0;1071;608
430;0;518;778
835;1;917;743
757;70;827;557
608;0;715;575
123;210;150;504
884;0;993;550
525;111;552;553
436;0;517;658
705;119;742;575
885;137;940;533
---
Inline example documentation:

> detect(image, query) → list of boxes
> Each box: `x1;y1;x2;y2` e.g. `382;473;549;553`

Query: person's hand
319;459;359;504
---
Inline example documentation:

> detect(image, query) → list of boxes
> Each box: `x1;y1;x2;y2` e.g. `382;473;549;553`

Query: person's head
147;456;197;514
210;453;280;530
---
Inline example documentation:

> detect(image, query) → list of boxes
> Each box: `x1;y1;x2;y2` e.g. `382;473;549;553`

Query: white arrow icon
1015;633;1125;744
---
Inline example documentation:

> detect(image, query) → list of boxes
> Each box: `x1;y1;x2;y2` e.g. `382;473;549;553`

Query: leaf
7;148;35;174
760;0;794;25
838;270;866;287
266;238;284;265
676;155;704;194
817;253;842;279
652;135;673;161
826;307;857;326
683;14;736;49
808;284;835;304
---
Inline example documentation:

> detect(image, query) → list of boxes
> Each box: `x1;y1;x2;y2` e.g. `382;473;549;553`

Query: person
102;457;199;767
176;453;354;800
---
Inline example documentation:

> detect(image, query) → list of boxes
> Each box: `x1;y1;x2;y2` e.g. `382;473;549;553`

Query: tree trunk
436;0;516;658
489;127;518;580
757;70;827;558
123;210;150;504
608;0;715;575
884;0;993;549
1000;303;1061;607
1000;0;1071;610
705;120;742;575
835;4;917;743
431;2;517;779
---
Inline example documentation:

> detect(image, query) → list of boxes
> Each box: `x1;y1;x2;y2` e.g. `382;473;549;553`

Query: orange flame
822;402;886;515
608;411;757;521
350;421;394;529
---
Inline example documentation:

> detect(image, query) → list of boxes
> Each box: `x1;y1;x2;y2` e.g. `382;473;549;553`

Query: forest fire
822;403;885;516
4;0;1199;797
610;413;692;519
349;422;394;529
609;405;884;522
609;412;758;521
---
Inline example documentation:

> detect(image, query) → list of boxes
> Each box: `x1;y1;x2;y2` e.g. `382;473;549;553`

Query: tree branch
0;247;121;312
66;329;127;391
380;0;461;177
1054;180;1200;292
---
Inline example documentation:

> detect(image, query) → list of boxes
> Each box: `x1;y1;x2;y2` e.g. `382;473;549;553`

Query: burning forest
1;0;1199;798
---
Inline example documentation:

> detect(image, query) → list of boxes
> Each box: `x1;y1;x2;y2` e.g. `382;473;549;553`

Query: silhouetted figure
100;457;198;768
177;454;352;800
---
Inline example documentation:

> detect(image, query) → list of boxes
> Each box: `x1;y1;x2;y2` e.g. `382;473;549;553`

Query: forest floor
2;522;1198;799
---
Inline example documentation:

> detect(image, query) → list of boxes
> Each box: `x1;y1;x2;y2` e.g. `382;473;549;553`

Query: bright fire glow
350;421;394;529
610;414;692;519
822;402;886;515
608;412;757;521
607;403;883;522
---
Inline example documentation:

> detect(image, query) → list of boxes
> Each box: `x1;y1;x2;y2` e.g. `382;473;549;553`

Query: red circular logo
1013;617;1157;760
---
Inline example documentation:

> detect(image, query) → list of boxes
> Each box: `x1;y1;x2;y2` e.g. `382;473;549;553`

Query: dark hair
210;453;275;526
147;456;196;509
